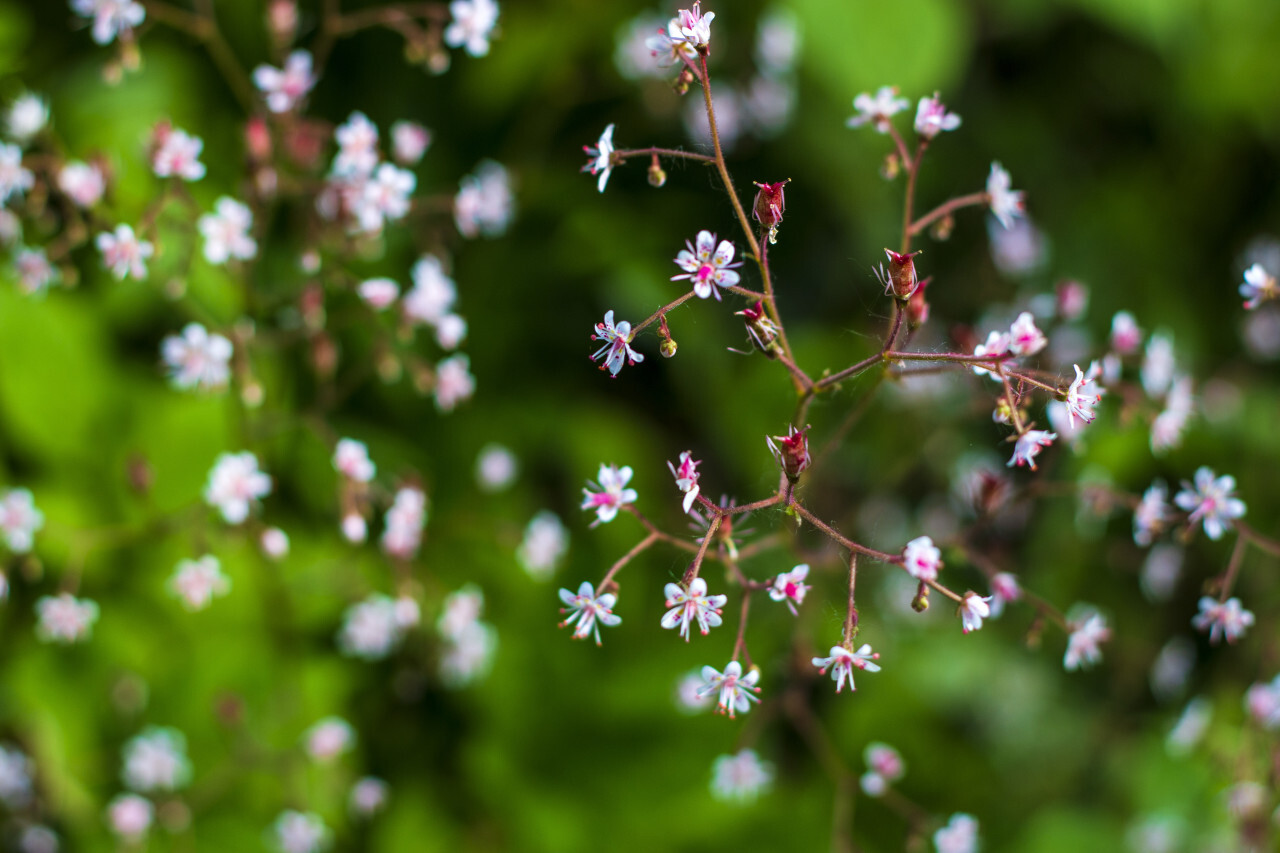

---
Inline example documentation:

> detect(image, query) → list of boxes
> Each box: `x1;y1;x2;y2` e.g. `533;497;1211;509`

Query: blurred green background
3;0;1280;850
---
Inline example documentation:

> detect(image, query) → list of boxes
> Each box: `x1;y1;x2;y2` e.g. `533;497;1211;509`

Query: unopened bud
241;380;264;408
121;41;141;72
906;276;931;328
245;116;273;162
911;582;930;612
735;300;781;358
880;153;900;181
658;315;678;357
929;214;954;241
752;179;790;245
377;350;401;383
766;424;811;483
267;0;298;46
300;282;326;330
674;68;695;95
427;48;451;75
312;334;337;379
648;161;667;188
883;249;921;300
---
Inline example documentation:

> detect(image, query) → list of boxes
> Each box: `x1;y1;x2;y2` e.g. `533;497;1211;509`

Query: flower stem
908;191;988;236
599;531;660;592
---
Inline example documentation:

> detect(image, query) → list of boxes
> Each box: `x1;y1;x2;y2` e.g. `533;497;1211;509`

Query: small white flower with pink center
710;749;773;803
0;745;33;808
987;572;1021;618
668;2;714;51
403;255;456;326
971;330;1010;380
253;50;315;114
1244;675;1280;729
661;577;726;640
338;595;401;660
667;450;701;514
168;555;230;611
271;810;330;853
197;197;257;265
1175;467;1245;541
1008;429;1056;471
476;444;518;492
333;111;379;178
959;591;991;633
260;527;289;560
204;451;271;524
698;660;761;718
1110;310;1143;354
580;464;638;526
355;163;415;233
1133;481;1170;547
1141;333;1176;398
1007;311;1046;356
15;248;56;295
1240;263;1277;310
152;128;205;181
675;669;713;713
435;314;467;350
35;593;99;643
0;143;32;204
987;162;1024;229
341;514;366;542
72;0;145;44
161;323;233;391
557;581;621;646
847;86;910;133
582;123;615;193
1064;611;1110;671
391;121;430;165
304;717;354;762
1064;362;1103;427
934;813;979;853
671;230;742;300
859;742;905;797
590;310;644;377
767;564;810;615
454;160;513;238
433;353;475;412
122;727;190;792
58;161;105;208
6;94;48;145
1192;596;1253;645
914;93;961;138
357;278;399;310
812;643;880;693
902;535;942;581
333;438;375;483
106;793;153;842
1151;376;1193;455
381;486;426;560
349;777;389;817
96;224;153;280
646;25;698;68
445;0;499;57
519;511;567;579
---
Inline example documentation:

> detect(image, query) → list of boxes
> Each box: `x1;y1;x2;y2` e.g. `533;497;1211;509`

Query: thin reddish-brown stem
681;513;723;585
612;146;716;164
908;191;988;236
730;593;753;667
899;140;928;254
1219;534;1249;602
842;553;858;646
598;532;660;593
1238;522;1280;558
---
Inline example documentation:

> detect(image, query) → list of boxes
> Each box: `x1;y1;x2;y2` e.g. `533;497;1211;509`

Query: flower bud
735;301;781;358
911;582;930;612
267;0;298;47
880;153;900;181
674;68;695;95
752;179;789;245
658;315;678;358
766;424;811;483
928;214;954;242
906;276;930;328
647;161;667;188
883;249;921;300
245;117;272;162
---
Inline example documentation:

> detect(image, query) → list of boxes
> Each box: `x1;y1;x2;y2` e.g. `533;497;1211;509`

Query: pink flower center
696;264;715;283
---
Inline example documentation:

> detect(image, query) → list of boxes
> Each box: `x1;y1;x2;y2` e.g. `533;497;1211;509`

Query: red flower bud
735;301;781;358
767;424;811;483
752;179;790;244
882;248;921;300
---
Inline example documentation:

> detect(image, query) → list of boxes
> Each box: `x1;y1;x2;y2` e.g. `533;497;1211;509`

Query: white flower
203;451;271;524
357;277;399;310
1245;675;1280;729
106;794;153;842
35;593;98;643
914;93;961;138
1064;362;1103;427
454;160;513;238
1141;333;1176;398
671;230;742;300
342;512;366;543
0;744;33;808
403;255;457;325
1192;596;1254;645
970;330;1010;379
161;323;233;391
304;717;355;762
338;594;403;660
58;160;105;208
354;163;415;233
333;438;375;483
434;313;467;350
581;123;615;193
987;161;1024;228
14;248;56;295
811;643;880;693
96;224;153;280
439;620;497;687
987;572;1021;618
711;749;773;803
934;813;979;853
517;511;567;580
253;50;315;114
768;564;810;615
667;450;701;514
864;742;905;782
847;86;910;132
1064;612;1110;671
902;535;941;581
349;777;389;817
661;577;727;640
433;353;475;412
1110;310;1143;354
6;94;48;144
0;143;33;204
667;2;714;51
1133;482;1170;547
1007;430;1056;471
0;488;42;554
445;0;499;57
589;310;643;377
381;486;427;560
391;121;430;165
122;727;190;792
698;660;761;718
674;669;713;713
1174;466;1245;541
198;197;257;264
1140;544;1182;602
333;111;379;178
645;25;698;68
557;581;621;645
475;444;518;492
260;527;290;560
168;555;230;611
959;592;991;633
580;463;637;525
1240;263;1278;310
72;0;145;45
1006;311;1046;356
1150;376;1193;455
272;810;330;853
152;128;205;181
